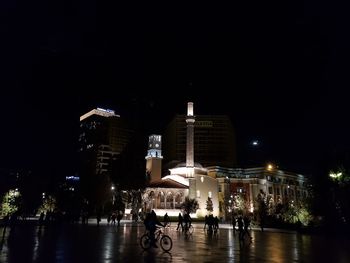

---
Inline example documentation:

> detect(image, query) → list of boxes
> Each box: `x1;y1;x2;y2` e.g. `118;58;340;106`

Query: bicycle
140;227;173;252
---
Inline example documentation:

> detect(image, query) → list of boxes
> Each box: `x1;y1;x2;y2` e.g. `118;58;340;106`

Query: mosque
139;102;309;221
142;102;219;218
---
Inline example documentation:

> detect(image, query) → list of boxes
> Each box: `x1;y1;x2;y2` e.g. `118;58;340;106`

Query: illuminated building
140;103;309;221
145;135;163;184
79;108;132;157
207;166;309;219
143;103;219;218
79;108;133;201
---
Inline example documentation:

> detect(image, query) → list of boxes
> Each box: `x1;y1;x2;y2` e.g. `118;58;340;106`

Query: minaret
145;135;163;183
186;102;195;177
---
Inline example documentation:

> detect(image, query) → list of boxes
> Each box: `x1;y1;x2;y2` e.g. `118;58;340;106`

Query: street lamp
111;185;115;205
267;163;274;171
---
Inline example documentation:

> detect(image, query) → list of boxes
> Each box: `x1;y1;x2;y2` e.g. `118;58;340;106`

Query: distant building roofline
80;108;120;121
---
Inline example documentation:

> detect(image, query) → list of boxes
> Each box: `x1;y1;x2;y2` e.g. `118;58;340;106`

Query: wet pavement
1;221;349;263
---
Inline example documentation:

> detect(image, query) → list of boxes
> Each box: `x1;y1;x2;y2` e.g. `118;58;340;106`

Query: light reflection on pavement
1;222;349;263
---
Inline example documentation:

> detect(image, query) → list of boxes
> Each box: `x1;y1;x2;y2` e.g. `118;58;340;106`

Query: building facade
163;114;237;169
207;166;309;220
79;108;133;205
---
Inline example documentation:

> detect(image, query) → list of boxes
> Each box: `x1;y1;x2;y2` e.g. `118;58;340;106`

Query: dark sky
1;1;349;179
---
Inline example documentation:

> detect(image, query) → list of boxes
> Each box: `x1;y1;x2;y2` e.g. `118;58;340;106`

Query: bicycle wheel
160;235;173;252
140;234;151;250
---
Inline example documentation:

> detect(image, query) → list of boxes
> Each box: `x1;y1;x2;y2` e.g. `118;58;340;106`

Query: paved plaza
1;221;349;263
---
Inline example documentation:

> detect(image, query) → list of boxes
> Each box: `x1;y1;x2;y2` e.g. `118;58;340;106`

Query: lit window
201;176;204;183
196;190;200;198
208;191;212;198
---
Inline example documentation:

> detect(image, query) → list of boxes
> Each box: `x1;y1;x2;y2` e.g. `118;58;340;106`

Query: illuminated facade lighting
80;108;120;121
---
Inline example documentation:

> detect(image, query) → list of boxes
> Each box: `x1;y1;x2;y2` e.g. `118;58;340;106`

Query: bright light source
111;186;115;190
252;140;259;146
267;164;274;171
187;102;194;116
329;172;342;179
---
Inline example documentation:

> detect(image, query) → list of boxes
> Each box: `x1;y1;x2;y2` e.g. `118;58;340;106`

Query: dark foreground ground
1;220;349;263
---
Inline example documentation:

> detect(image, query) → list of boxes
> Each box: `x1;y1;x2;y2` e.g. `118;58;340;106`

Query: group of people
232;214;252;242
176;212;192;232
106;211;123;227
143;210;195;247
203;214;220;232
142;210;254;248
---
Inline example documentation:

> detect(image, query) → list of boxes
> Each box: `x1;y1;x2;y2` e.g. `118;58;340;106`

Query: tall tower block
145;135;163;183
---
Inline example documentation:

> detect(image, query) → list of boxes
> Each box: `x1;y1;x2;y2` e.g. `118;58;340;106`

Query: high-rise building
163;114;237;169
79;108;133;204
79;108;132;156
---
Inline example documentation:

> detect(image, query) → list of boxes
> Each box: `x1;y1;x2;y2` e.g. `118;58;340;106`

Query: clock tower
145;135;163;183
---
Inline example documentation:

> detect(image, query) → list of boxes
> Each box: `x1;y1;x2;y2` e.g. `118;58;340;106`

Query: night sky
1;1;349;182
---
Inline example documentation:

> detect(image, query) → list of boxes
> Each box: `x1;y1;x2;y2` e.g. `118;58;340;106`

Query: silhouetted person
163;213;170;226
204;215;208;229
144;210;164;248
176;213;183;231
117;211;123;227
96;210;102;226
243;215;252;240
207;214;214;232
214;216;219;231
183;213;192;231
111;213;116;225
232;214;236;235
237;216;244;241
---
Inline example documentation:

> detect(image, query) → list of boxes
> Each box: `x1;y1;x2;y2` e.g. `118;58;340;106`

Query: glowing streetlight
267;163;274;171
111;185;115;204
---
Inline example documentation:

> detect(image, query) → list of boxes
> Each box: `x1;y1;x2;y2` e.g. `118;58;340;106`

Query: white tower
145;135;163;183
186;102;195;175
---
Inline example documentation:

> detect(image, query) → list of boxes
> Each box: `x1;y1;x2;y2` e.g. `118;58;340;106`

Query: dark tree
181;197;199;215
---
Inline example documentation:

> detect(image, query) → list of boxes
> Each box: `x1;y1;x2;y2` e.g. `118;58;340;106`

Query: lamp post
111;185;115;205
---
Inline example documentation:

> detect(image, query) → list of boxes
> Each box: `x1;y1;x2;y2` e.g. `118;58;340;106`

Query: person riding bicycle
144;210;164;248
